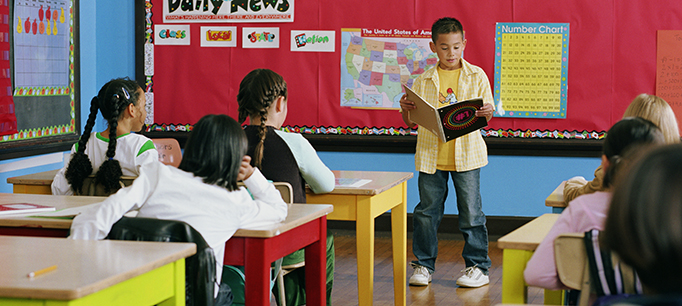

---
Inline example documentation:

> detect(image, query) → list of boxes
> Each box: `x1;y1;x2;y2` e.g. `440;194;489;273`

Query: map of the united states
340;29;437;108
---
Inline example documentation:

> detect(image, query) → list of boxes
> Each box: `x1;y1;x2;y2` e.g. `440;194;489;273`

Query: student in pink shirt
524;117;665;290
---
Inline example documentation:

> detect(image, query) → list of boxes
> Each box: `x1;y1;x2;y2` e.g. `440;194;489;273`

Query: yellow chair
153;138;182;167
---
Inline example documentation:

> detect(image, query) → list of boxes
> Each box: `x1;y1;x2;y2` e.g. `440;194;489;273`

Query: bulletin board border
0;0;80;161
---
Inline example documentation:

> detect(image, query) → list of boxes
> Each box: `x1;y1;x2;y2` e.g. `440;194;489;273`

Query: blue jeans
412;169;491;274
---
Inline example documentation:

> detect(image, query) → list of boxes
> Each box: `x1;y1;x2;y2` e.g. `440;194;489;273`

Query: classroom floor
321;230;545;306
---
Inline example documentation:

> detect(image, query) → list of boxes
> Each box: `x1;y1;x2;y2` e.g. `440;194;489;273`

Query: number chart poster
494;23;569;119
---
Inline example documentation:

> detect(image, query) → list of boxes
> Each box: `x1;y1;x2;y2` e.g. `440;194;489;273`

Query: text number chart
494;23;569;118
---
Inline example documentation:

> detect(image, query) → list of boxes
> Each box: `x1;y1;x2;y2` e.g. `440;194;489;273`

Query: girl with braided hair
237;68;335;306
51;78;158;195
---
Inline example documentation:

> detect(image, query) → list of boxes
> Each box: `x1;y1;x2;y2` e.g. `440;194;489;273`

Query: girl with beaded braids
237;68;335;306
51;78;158;195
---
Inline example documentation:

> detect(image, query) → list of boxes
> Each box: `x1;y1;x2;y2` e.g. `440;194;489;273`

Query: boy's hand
399;94;416;111
399;94;417;128
476;103;494;121
238;155;255;181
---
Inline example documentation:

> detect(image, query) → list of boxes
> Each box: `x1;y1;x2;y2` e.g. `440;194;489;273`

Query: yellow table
545;181;567;213
0;192;334;306
307;170;413;306
7;169;58;194
497;213;562;305
7;169;136;195
0;235;195;305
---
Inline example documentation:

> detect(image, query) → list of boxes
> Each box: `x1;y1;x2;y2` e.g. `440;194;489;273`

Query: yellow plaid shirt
412;58;494;174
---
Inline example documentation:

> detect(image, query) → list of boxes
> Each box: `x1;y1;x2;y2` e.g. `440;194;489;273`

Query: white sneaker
456;266;489;288
409;263;432;286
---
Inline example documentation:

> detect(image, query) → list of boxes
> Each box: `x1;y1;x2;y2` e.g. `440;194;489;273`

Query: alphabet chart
494;23;569;118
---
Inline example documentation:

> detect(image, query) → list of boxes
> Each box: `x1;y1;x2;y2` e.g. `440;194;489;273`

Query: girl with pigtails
237;68;335;306
51;78;158;195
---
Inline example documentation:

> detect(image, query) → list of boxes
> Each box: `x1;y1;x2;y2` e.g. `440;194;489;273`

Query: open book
403;85;488;142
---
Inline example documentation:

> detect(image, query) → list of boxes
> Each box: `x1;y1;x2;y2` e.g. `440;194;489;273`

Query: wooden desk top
6;169;59;185
0;235;195;300
6;169;136;186
497;213;560;251
545;181;566;208
309;170;413;196
0;193;333;238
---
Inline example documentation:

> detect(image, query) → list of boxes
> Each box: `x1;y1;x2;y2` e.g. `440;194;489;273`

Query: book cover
403;85;488;142
0;203;56;215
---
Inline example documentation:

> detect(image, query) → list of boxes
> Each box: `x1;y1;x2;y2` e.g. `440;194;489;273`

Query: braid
64;97;98;194
236;69;287;167
96;99;124;194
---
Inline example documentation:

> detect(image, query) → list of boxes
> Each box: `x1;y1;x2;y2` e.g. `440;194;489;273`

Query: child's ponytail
96;86;134;193
64;97;99;194
66;78;141;194
237;69;287;168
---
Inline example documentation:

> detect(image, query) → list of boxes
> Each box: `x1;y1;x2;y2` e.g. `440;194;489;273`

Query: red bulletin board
141;0;682;139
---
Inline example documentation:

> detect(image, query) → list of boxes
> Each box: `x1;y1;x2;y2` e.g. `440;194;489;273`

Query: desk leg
390;183;407;306
159;259;186;306
357;198;375;306
501;248;533;304
305;216;327;306
244;238;270;306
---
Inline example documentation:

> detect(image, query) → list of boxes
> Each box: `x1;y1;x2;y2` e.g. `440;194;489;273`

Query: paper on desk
335;178;371;188
32;203;139;218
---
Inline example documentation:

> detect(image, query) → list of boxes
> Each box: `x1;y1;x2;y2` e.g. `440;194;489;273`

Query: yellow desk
7;169;58;194
545;181;567;213
0;193;333;306
0;235;195;305
497;213;562;305
7;169;136;195
307;170;413;306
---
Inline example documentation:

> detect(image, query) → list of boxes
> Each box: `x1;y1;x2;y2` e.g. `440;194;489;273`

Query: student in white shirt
69;114;288;302
52;78;157;195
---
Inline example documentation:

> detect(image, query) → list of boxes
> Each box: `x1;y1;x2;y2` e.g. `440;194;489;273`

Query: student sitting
524;117;665;290
563;94;680;203
237;68;335;306
69;114;288;304
52;77;158;195
602;143;682;297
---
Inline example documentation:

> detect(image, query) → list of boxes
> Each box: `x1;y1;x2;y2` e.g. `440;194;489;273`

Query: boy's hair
622;93;680;144
65;77;143;194
179;114;247;191
601;117;664;187
236;68;287;168
603;143;682;294
431;17;464;43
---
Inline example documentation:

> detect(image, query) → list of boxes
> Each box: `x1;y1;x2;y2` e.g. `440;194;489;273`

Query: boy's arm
474;73;495;122
399;94;417;128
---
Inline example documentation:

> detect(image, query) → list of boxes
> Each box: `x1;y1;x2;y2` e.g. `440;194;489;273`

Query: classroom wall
0;0;602;218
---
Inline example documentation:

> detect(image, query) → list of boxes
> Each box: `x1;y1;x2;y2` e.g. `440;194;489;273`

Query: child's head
603;143;682;294
65;77;145;194
179;114;247;191
622;93;680;144
430;17;467;71
600;117;664;187
236;68;288;167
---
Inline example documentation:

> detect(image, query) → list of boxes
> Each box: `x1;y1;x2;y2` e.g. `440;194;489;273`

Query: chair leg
277;269;286;306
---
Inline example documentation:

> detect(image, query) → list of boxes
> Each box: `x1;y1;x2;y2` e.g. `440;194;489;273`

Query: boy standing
399;17;494;288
